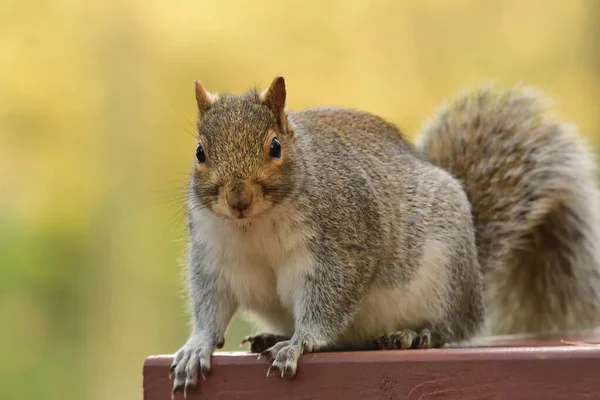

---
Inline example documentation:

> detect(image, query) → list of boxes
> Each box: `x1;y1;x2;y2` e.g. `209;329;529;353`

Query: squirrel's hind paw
376;328;438;350
241;333;290;353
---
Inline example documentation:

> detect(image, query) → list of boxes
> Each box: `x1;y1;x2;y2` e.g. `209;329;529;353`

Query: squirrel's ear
262;76;286;110
194;80;218;115
261;76;291;134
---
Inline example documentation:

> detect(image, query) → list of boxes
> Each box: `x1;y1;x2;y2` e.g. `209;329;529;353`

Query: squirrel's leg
376;237;483;351
241;333;290;353
170;252;238;396
261;249;369;377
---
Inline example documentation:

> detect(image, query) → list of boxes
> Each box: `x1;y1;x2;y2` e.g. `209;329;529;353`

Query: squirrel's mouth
211;186;274;221
222;203;271;222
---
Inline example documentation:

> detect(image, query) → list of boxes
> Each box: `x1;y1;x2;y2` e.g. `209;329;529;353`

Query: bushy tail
415;85;600;335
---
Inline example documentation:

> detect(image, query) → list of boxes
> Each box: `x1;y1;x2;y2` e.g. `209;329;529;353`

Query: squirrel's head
190;76;297;220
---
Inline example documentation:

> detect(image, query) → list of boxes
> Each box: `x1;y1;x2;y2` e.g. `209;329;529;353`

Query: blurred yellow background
1;0;599;399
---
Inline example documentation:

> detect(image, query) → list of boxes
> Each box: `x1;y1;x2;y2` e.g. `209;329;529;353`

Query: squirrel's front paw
259;340;304;378
241;333;290;353
170;337;215;398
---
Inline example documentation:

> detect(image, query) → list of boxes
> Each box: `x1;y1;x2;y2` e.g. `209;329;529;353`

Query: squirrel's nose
227;190;253;212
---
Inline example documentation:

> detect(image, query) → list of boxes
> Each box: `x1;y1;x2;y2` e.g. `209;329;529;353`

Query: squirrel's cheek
195;162;209;175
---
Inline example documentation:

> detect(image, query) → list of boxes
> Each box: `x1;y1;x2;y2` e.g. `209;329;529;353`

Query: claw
200;363;210;380
260;349;274;361
172;384;183;399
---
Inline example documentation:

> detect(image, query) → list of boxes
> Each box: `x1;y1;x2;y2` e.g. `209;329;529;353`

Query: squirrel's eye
196;144;206;163
269;138;281;159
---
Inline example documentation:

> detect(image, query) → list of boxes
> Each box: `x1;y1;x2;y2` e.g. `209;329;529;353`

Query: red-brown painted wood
144;330;600;400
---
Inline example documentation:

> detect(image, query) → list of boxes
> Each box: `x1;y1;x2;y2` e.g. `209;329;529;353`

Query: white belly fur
192;203;314;336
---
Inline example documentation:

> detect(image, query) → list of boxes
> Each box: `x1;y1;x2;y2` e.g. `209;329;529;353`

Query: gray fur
170;79;600;394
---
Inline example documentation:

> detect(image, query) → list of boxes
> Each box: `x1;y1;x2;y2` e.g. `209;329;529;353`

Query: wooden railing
144;330;600;399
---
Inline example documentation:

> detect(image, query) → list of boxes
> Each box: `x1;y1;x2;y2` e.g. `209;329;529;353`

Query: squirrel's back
289;107;415;156
416;86;600;335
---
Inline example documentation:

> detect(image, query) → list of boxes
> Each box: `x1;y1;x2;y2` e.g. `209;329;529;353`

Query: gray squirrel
169;76;600;396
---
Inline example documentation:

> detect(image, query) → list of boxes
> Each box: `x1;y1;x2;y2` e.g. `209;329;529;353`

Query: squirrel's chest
195;210;313;330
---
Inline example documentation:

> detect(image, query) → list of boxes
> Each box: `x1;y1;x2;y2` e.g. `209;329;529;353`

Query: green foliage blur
1;1;599;399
